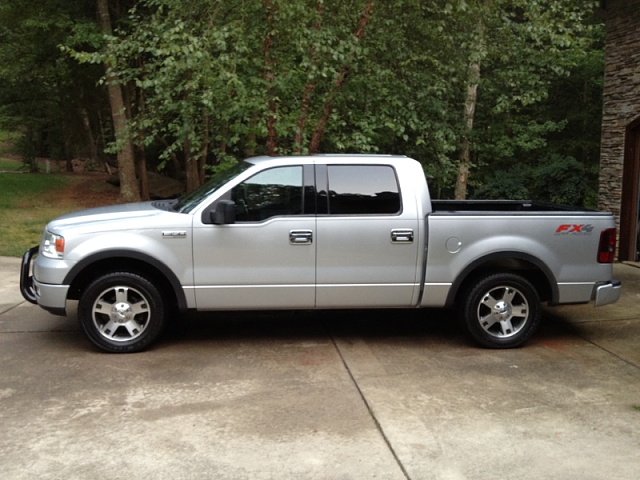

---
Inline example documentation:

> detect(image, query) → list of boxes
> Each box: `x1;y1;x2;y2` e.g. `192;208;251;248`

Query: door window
232;166;303;222
326;165;401;215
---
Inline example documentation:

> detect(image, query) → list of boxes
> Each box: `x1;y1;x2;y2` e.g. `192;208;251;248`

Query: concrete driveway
1;256;639;479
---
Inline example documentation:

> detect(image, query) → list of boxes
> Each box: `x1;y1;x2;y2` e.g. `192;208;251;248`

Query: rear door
315;163;420;307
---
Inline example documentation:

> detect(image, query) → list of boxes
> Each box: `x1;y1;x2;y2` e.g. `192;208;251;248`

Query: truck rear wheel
460;273;541;348
78;272;166;353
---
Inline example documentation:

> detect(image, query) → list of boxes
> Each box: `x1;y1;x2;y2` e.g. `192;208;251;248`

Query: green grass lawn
0;157;22;171
0;160;80;257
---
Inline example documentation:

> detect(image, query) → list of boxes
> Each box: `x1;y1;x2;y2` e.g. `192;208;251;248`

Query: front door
192;165;316;309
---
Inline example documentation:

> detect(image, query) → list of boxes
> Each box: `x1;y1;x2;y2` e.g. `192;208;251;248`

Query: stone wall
599;0;640;225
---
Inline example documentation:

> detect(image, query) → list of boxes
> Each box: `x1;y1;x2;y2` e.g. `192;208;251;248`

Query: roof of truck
244;154;411;166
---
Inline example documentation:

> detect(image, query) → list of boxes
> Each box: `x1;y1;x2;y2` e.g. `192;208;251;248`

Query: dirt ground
51;172;121;209
1;154;121;209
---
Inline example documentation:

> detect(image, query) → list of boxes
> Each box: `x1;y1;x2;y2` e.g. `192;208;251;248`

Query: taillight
597;228;617;263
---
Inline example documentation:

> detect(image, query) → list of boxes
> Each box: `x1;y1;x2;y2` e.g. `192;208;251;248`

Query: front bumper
594;279;622;307
20;246;69;315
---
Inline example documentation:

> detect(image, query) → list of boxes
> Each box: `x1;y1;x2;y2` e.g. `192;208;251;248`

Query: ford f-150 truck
20;155;621;353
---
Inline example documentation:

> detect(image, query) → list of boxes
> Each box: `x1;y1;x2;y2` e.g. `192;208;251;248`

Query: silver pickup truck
21;155;621;352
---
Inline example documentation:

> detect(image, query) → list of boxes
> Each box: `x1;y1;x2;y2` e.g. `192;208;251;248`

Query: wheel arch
445;251;558;307
64;250;188;313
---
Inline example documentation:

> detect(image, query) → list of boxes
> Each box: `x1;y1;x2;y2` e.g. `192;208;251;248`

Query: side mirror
211;200;236;225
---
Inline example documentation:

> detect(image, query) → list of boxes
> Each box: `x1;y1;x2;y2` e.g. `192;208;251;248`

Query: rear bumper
594;279;622;307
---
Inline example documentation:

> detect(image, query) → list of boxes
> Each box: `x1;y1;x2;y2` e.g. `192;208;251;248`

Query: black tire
460;273;541;348
78;272;166;353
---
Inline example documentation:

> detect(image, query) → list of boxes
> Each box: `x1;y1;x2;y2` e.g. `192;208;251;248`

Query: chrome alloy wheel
92;285;151;342
476;285;529;339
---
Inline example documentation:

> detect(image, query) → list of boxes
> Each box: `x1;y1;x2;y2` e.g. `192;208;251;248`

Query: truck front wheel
460;273;541;348
78;272;166;353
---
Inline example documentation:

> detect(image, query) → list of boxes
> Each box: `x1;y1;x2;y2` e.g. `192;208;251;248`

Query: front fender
63;249;190;311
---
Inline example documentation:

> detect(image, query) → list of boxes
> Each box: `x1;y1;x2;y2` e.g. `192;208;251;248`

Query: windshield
172;161;252;213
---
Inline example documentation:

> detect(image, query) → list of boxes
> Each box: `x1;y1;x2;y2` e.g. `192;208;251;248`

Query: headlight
41;231;65;259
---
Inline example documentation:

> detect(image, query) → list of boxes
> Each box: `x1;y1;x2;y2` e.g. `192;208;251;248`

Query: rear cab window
319;164;401;215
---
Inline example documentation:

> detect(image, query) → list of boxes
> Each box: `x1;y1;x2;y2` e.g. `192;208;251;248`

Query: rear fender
445;251;557;307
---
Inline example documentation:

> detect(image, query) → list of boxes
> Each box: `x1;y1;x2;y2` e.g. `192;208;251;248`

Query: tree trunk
134;87;149;200
245;113;258;157
184;140;200;193
96;0;140;202
136;143;149;200
79;106;99;164
454;60;480;200
455;7;487;201
199;112;209;185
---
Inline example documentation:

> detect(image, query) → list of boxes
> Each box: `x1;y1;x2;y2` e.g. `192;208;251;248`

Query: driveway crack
325;323;412;480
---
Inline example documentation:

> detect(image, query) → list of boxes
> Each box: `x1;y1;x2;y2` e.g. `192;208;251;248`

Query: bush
470;154;596;208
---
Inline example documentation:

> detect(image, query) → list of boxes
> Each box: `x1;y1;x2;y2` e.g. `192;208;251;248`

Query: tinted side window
327;165;401;215
232;166;303;222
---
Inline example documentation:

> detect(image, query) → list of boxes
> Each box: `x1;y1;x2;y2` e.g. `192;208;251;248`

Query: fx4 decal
555;224;594;235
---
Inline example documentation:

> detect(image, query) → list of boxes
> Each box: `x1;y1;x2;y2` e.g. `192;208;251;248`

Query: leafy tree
0;0;105;171
323;1;465;193
448;0;602;199
469;4;604;207
85;0;383;191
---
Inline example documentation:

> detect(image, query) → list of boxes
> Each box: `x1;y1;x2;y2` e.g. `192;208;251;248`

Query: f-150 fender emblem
162;231;187;238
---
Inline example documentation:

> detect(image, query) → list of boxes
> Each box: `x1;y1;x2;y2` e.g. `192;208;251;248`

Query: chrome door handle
391;229;414;243
290;230;313;245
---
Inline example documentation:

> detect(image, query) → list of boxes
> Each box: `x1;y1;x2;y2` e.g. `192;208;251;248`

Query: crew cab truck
20;155;621;353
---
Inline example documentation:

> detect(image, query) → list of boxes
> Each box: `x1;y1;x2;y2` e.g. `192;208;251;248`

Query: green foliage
2;0;605;204
97;0;385;164
470;167;533;201
0;0;107;164
469;6;604;207
471;154;592;207
532;154;590;206
0;129;20;145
